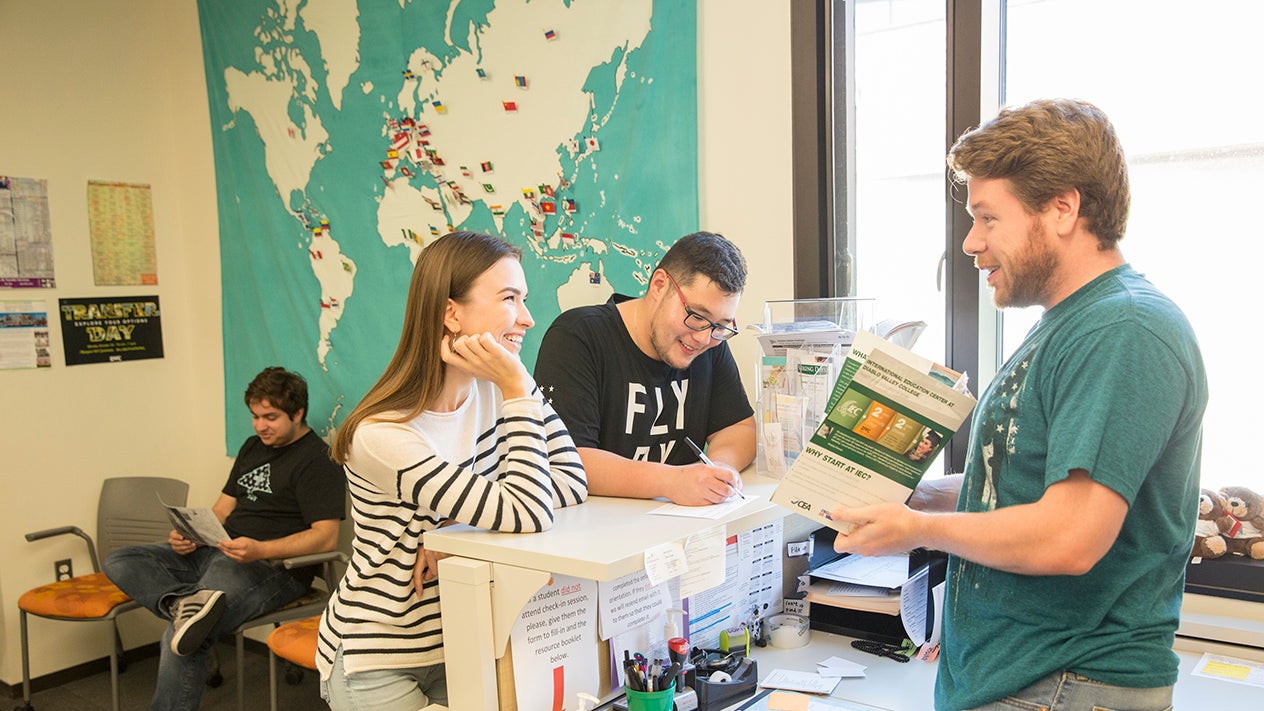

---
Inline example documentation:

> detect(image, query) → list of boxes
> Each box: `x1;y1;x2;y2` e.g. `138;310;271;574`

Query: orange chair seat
18;572;132;619
267;615;321;670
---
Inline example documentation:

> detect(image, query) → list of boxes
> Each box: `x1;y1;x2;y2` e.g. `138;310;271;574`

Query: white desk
427;474;1264;710
727;629;1264;710
426;473;790;711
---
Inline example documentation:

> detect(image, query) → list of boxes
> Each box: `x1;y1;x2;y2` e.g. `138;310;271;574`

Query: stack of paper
805;580;900;616
804;552;908;616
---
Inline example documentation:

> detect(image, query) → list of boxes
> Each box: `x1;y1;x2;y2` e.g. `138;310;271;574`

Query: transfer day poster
59;296;164;365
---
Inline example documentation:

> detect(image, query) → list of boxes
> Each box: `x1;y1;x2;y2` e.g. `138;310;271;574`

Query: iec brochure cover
771;330;976;533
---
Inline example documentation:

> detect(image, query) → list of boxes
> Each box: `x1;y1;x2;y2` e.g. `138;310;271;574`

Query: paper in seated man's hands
829;502;924;558
168;530;198;556
667;462;744;507
218;536;267;564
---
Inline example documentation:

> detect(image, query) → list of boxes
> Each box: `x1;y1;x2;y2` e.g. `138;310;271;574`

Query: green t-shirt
935;265;1207;710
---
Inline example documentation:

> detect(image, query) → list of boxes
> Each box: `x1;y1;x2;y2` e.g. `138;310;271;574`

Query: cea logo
788;499;812;512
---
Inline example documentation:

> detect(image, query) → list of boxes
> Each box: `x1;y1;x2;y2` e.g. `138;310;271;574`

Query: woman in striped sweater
317;231;588;710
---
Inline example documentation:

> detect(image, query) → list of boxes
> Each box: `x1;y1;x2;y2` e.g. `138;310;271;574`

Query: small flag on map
585;137;601;151
589;272;602;284
564;198;577;213
522;188;535;199
402;69;415;80
476;67;488;79
416;124;431;137
567;138;581;153
483;183;495;193
432;99;446;113
430;225;441;236
561;232;577;245
490;205;505;216
480;161;494;173
503;101;518;112
541;201;557;215
392;132;409;151
401;117;416;128
539;184;555;197
544;28;557;40
514;75;527;88
461;166;472;178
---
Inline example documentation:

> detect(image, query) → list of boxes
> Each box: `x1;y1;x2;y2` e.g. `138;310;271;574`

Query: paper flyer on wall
770;330;976;533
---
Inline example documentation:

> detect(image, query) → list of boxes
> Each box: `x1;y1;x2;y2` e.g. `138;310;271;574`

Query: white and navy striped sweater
316;380;587;679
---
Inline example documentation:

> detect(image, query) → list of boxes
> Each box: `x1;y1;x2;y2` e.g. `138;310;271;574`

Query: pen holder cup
625;681;675;711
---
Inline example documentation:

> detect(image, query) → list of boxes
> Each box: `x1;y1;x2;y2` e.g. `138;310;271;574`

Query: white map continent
377;0;652;257
301;0;361;111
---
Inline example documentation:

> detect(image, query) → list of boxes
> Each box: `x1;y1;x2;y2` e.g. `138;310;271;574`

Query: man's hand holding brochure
771;330;976;533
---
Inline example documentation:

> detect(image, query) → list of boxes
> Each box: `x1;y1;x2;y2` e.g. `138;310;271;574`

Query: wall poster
59;296;163;365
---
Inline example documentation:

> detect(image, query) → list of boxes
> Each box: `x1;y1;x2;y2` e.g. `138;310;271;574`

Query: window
804;0;1258;489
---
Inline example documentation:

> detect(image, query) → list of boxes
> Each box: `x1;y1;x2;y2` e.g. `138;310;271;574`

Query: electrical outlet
55;558;73;581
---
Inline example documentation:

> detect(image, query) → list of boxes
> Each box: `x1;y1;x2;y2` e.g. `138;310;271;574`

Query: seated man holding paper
534;231;756;505
103;366;345;711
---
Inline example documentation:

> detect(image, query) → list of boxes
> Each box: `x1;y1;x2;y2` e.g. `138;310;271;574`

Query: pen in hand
684;436;745;501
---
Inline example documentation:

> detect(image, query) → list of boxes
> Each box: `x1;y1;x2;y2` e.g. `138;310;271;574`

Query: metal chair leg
269;649;279;711
236;631;246;711
108;628;121;711
18;609;34;711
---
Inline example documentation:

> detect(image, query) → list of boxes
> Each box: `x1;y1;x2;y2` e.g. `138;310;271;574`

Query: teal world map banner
198;0;698;451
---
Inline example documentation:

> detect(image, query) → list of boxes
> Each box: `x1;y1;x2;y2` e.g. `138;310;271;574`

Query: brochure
770;330;976;533
160;495;230;546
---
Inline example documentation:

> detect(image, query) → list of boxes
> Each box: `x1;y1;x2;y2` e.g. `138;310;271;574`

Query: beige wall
0;0;795;685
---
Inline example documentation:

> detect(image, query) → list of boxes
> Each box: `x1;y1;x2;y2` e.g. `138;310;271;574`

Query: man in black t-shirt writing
535;232;755;505
104;367;345;711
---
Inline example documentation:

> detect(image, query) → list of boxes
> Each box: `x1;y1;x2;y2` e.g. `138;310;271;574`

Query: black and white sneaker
169;589;226;656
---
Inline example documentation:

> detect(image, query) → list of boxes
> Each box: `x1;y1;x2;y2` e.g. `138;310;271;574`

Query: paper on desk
648;492;757;519
1192;653;1264;687
827;582;892;597
810;553;909;589
817;655;866;678
758;668;841;695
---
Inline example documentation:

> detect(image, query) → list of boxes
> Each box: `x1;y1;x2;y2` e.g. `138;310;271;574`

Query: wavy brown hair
947;98;1130;249
331;231;521;463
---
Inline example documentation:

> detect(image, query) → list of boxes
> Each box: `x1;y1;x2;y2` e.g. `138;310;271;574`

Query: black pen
686;436;746;500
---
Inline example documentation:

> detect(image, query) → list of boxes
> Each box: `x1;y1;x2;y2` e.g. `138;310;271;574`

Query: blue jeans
967;670;1174;711
102;544;307;711
320;645;448;711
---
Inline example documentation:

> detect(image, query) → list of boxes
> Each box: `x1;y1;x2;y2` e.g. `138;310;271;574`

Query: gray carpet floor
13;640;324;711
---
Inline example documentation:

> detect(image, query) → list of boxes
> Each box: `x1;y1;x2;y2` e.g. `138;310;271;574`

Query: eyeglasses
663;272;739;341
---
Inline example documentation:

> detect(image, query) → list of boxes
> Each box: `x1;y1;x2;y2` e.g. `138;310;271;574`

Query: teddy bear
1218;486;1264;560
1191;488;1228;559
